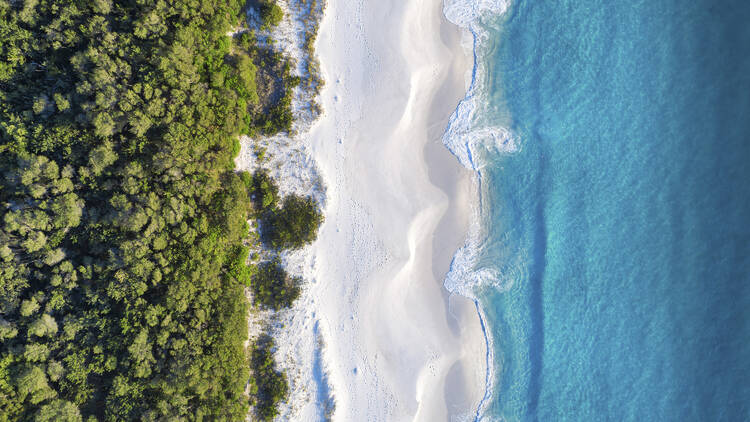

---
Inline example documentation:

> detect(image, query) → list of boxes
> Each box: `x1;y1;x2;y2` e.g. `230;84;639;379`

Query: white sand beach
304;0;487;419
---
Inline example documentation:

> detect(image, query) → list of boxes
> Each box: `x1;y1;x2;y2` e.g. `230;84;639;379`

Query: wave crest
443;0;510;28
443;93;518;170
441;0;515;292
442;0;517;171
441;1;514;420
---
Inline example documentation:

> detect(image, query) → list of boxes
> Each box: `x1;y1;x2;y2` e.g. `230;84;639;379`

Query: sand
304;0;488;419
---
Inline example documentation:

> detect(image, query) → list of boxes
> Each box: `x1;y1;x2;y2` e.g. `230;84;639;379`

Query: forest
0;0;321;420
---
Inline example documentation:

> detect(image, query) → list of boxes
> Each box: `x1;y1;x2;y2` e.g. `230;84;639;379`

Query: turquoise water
470;0;750;420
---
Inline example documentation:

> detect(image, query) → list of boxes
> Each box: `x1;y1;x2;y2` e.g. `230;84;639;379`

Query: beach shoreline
302;0;487;419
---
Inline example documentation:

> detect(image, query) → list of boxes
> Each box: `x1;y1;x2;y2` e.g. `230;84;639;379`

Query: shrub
263;194;323;250
229;245;255;286
250;260;301;310
260;2;284;28
250;169;279;211
249;334;288;421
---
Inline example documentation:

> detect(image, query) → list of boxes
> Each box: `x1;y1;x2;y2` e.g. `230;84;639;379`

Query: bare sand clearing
307;0;487;419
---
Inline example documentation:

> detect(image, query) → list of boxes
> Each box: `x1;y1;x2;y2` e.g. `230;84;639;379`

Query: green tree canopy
263;194;324;249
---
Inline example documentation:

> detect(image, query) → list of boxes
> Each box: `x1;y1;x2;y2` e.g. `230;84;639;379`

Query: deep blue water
473;0;750;420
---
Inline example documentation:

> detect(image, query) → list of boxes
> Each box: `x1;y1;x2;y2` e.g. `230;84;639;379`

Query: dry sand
306;0;487;419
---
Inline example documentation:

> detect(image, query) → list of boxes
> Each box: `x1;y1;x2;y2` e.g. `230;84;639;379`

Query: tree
88;141;118;175
250;334;288;421
237;54;260;105
35;400;82;422
19;299;39;318
16;366;56;405
0;0;304;418
28;315;58;338
53;93;70;112
260;2;284;28
46;361;64;382
251;260;301;310
263;194;323;249
0;319;18;340
250;169;279;211
24;344;50;362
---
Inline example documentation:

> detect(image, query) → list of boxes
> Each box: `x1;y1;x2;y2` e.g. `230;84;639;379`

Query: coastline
305;0;486;419
236;0;750;420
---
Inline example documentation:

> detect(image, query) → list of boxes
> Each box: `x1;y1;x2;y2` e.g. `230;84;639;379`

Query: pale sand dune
307;0;487;419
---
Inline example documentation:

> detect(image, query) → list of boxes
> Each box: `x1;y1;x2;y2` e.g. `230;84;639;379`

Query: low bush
249;169;279;211
260;2;284;28
263;194;323;249
249;334;289;421
251;260;301;310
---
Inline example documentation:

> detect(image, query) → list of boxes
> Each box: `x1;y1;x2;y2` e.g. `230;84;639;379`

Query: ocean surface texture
466;0;750;420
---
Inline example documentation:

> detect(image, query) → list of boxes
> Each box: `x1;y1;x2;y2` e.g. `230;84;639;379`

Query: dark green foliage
34;399;82;422
229;245;255;287
248;334;288;421
259;2;285;28
249;169;279;211
0;0;284;419
263;194;324;250
261;89;295;133
248;47;298;135
251;260;301;311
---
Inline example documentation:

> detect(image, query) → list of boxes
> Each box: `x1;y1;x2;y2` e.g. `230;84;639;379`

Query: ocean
444;0;750;420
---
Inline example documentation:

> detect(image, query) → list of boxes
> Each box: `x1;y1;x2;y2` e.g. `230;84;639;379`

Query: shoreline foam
440;1;518;419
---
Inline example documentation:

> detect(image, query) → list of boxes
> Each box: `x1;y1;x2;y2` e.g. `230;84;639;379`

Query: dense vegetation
247;334;288;421
248;169;279;211
251;260;301;311
0;0;321;420
259;0;284;29
249;170;323;250
263;195;323;250
243;169;322;419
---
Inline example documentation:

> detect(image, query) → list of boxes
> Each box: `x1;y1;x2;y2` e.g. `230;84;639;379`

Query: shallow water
462;0;750;420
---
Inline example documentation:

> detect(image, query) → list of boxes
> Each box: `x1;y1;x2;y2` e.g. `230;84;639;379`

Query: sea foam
441;0;517;296
440;1;514;420
442;0;516;171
